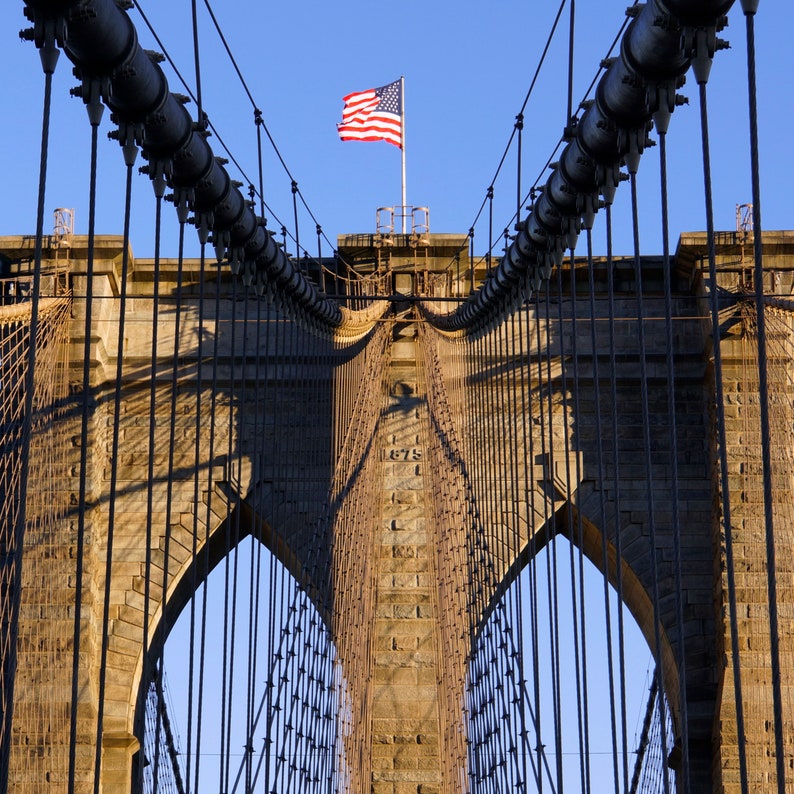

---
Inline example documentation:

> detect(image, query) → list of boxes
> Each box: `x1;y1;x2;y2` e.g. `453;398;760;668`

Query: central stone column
371;325;443;794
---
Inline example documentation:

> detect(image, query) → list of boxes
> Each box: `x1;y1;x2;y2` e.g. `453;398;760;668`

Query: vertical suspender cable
136;179;164;792
465;334;480;786
562;11;594;788
740;9;786;790
243;293;262;793
246;291;273;790
513;304;533;791
503;313;520;785
301;322;321;789
292;181;301;271
255;109;266;220
604;206;628;789
279;307;300;792
530;289;548;791
583;226;614;794
193;259;224;794
556;255;589;794
509;309;531;787
186;236;210;794
93;150;137;794
695;70;751;794
185;0;220;748
480;329;495;784
0;43;57;792
516;115;524;228
517;308;541;786
244;286;263;791
542;278;564;790
222;274;245;794
225;278;253;792
484;329;502;794
191;0;204;126
461;338;476;785
262;312;284;792
469;333;486;789
251;96;270;793
487;187;494;274
485;327;503;794
492;321;514;786
68;100;101;794
187;52;208;778
153;210;188;788
318;226;325;293
657;127;691;793
217;269;238;791
628;170;671;794
469;229;475;295
566;0;575;126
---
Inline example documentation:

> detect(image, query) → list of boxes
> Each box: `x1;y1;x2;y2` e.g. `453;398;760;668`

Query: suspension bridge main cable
135;0;337;258
439;0;570;278
424;0;733;335
439;0;639;283
132;2;327;262
24;0;345;334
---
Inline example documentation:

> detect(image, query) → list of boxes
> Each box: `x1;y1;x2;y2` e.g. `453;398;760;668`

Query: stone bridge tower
2;229;793;792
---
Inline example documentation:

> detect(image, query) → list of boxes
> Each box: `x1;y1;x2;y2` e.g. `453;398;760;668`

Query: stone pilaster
372;331;442;794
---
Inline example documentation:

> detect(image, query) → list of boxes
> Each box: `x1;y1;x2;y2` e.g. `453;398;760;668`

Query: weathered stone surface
6;231;794;792
371;342;444;790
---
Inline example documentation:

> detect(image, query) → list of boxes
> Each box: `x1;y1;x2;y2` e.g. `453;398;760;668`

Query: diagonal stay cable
442;2;636;278
134;0;336;254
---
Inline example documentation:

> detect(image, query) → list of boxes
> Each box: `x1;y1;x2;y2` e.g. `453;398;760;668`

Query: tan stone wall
6;232;794;792
426;275;718;776
714;307;794;793
6;239;344;791
372;333;443;794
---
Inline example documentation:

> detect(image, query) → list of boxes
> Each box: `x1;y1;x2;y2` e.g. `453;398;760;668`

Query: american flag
337;80;403;148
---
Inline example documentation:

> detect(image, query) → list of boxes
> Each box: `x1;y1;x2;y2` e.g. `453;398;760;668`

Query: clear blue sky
1;1;791;261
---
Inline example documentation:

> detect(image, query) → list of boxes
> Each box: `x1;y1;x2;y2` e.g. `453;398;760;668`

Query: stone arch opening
128;496;340;792
475;504;672;790
489;504;679;704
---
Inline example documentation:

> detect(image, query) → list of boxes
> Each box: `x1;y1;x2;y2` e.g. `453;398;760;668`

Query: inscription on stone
385;447;422;461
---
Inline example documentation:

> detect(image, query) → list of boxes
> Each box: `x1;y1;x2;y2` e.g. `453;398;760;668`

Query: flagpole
400;75;407;234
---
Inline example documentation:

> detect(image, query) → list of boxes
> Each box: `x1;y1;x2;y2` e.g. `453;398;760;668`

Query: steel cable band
423;0;734;335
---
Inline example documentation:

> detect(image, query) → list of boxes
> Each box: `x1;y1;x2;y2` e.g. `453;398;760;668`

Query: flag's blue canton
374;81;402;116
